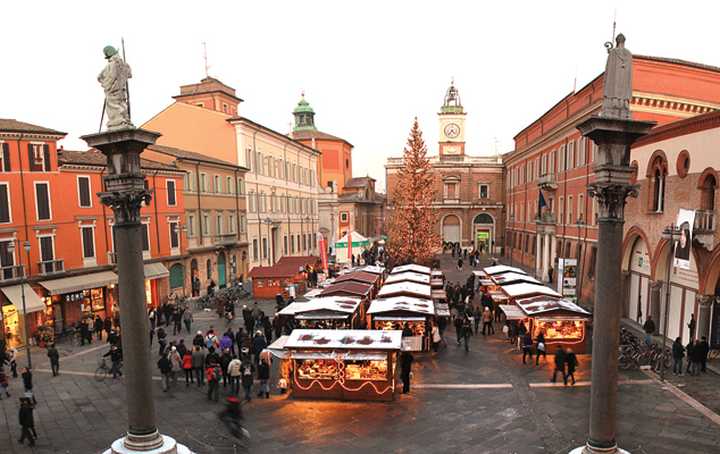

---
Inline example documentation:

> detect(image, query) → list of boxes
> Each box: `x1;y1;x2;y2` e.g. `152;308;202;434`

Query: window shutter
82;227;95;258
43;144;51;171
36;183;50;220
141;224;149;251
28;143;35;171
0;185;9;222
2;143;10;172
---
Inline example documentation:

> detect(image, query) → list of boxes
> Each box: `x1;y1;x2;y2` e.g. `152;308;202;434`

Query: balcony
0;265;24;281
214;233;239;246
537;173;558;190
535;211;557;225
38;259;64;275
695;209;715;233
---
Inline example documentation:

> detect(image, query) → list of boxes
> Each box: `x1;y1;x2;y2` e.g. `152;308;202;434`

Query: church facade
385;83;504;253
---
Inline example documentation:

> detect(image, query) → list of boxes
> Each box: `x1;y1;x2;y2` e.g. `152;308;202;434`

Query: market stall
514;296;592;352
248;256;319;299
430;270;445;289
384;272;430;286
500;282;561;303
318;281;374;307
335;231;370;265
276;296;364;329
283;329;403;401
390;264;431;275
475;265;527;278
332;271;381;292
368;296;435;351
377;282;432;300
491;272;541;287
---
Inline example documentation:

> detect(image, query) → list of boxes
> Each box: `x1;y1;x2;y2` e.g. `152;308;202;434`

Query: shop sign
557;258;577;300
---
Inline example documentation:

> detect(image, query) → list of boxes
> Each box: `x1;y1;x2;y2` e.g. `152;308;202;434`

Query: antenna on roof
573;64;578;93
611;9;617;42
202;42;210;78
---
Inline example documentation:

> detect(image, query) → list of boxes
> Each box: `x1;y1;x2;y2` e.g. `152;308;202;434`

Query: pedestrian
240;362;255;401
103;345;123;379
672;337;685;375
183;308;193;334
47;343;60;376
148;307;157;330
192;346;206;386
473;306;481;335
686;339;695;375
227;355;242;395
94;315;104;341
258;357;271;398
7;347;18;378
699;336;710;373
193;330;204;349
687;313;696;341
220;348;233;388
80;319;91;346
157;353;173;392
521;332;533;365
454;315;463;345
457;258;463;271
18;397;36;447
157;326;167;357
431;322;442;352
207;363;221;402
691;339;703;375
149;327;155;346
551;346;566;384
168;346;181;386
643;316;655;345
401;323;413;338
535;332;547;365
176;339;188;358
252;331;267;366
182;348;194;386
564;348;578;386
400;351;414;394
172;306;182;336
0;367;10;399
103;316;113;339
482;307;494;336
20;367;36;404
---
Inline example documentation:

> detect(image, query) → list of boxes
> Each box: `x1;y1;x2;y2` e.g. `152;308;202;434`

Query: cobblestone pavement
0;255;719;453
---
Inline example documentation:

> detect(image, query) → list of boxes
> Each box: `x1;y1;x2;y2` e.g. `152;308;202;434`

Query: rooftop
248;256;319;279
377;281;432;299
291;128;353;147
147;144;243;168
0;119;66;136
284;329;402;350
175;76;243;103
58;149;180;172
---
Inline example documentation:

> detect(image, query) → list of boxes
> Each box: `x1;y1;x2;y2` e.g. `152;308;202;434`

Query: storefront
1;284;49;348
514;296;591;352
368;296;435;351
144;263;170;308
283;329;402;401
277;296;363;329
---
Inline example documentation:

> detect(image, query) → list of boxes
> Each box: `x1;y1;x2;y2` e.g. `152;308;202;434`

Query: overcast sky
2;1;717;191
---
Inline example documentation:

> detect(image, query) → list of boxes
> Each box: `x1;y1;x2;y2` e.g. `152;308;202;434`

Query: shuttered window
0;184;10;223
167;179;176;206
1;143;10;172
170;222;179;248
81;227;95;258
35;182;51;220
40;236;54;262
28;144;50;171
141;223;150;251
78;176;91;207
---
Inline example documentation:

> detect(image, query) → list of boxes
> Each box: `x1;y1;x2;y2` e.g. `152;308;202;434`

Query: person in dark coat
191;346;206;386
103;317;113;338
18;397;36;446
103;345;123;379
521;332;533;365
552;347;566;384
252;331;267;366
698;336;710;373
21;367;36;404
93;315;104;341
80;320;91;346
691;339;703;375
47;343;60;377
400;351;414;394
257;358;271;398
535;332;547;365
401;323;414;338
686;340;695;375
156;327;167;357
564;348;578;386
672;337;685;375
643;316;656;345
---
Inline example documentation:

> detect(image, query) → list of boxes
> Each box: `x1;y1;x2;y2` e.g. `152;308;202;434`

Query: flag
538;191;547;211
347;231;352;262
318;233;329;273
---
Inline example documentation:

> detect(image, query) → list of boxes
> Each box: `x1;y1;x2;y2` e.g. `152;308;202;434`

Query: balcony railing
0;264;24;281
107;251;117;264
695;209;715;233
536;212;557;224
537;173;557;189
38;259;64;275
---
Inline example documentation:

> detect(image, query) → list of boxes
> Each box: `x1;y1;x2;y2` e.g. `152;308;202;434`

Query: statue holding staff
98;45;133;130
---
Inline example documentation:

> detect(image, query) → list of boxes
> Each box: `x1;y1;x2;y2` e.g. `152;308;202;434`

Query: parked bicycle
95;358;112;382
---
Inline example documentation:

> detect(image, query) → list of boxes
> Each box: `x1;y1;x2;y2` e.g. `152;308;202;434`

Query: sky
2;1;718;191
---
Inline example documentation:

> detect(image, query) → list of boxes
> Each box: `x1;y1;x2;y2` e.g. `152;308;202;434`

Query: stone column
543;233;551;283
696;295;714;341
649;281;663;331
536;234;542;278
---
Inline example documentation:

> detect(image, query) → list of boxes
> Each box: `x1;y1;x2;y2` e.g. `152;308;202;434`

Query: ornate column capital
697;294;714;308
649;280;664;291
588;182;638;222
100;188;152;226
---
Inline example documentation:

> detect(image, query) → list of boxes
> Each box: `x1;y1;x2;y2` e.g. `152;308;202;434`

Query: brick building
337;177;385;241
504;55;720;306
386;82;504;253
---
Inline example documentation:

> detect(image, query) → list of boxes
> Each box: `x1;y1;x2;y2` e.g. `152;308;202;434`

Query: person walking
103;316;113;340
400;351;414;394
521;332;533;365
551;346;566;384
227;355;242;395
431;322;442;352
206;363;221;402
168;346;182;387
643;316;656;346
103;345;123;379
240;362;255;402
157;353;173;393
258;357;271;398
220;349;233;389
182;348;194;386
535;332;547;365
94;315;104;341
80;319;91;346
699;336;710;373
473;306;481;335
183;308;193;334
21;367;36;404
686;339;696;375
18;397;36;447
482;307;494;336
691;339;703;375
157;326;167;357
0;367;10;399
564;348;578;386
672;337;685;375
7;347;18;378
192;346;206;386
47;343;60;377
252;331;267;366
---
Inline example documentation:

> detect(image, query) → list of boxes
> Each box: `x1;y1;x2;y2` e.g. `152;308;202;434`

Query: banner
318;233;329;273
674;209;695;270
557;258;577;299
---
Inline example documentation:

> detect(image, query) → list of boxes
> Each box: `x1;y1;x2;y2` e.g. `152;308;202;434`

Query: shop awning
144;263;169;280
40;271;118;295
499;304;526;320
1;284;45;314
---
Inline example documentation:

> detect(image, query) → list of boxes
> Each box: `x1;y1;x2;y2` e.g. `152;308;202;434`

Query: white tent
335;231;370;264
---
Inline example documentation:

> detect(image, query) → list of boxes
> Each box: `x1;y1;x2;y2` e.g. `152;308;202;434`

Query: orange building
0;119;186;347
504;55;720;306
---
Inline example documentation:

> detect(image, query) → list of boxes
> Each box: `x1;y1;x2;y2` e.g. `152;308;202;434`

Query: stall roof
284;329;403;350
483;265;527;276
332;271;380;286
515;296;591;316
264;335;289;359
501;283;561;299
390;264;431;275
303;288;324;299
435;302;450;317
498;304;527;320
377;281;432;299
384;272;430;285
318;281;373;298
248;256;318;279
277;296;361;316
359;265;386;275
368;296;435;316
1;284;45;314
492;272;541;286
431;270;444;277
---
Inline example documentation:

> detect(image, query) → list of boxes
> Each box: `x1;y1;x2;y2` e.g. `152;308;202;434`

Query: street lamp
7;240;32;368
660;224;680;382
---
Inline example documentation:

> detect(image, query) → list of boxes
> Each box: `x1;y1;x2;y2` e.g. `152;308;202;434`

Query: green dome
293;95;315;114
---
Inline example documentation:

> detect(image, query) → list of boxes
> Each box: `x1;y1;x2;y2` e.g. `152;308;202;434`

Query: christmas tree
386;118;440;265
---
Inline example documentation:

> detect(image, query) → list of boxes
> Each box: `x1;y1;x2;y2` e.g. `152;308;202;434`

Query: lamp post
8;240;32;368
660;224;680;382
571;34;655;454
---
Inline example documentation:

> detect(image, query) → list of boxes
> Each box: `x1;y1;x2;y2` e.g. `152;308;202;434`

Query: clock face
444;123;460;139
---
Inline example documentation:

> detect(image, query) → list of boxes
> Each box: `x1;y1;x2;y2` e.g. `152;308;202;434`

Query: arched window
700;172;717;211
647;153;668;213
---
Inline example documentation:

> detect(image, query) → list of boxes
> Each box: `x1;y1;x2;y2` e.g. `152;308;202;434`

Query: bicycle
95;358;111;382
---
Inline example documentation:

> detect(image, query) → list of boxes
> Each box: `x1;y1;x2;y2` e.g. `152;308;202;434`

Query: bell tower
438;80;466;159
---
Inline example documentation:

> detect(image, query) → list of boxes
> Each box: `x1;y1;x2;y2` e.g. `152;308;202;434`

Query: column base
569;444;630;454
104;435;193;454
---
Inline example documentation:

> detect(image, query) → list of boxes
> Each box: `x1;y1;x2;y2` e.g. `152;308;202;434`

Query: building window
169;221;179;249
28;143;50;172
229;214;236;234
444;182;457;199
240;214;246;233
284;235;288;254
202;214;209;235
226;176;232;194
237;178;245;195
479;184;489;199
200;173;207;192
185;171;194;191
216;215;222;236
187;214;195;237
577;138;586;167
248;192;255;212
302;234;306;252
567;196;573;225
262;238;268;259
1;143;11;172
0;183;11;223
141;223;150;252
652;165;666;212
700;172;717;212
252;239;258;260
578;194;585;224
559;197;564;226
81;226;95;259
588;246;598;279
213;175;220;193
76;176;92;208
39;236;55;272
34;182;51;220
291;235;295;254
167;179;177;206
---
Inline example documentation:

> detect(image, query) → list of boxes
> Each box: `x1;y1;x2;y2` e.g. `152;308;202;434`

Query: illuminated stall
368;296;435;351
514;296;592;352
276;296;363;329
284;329;403;401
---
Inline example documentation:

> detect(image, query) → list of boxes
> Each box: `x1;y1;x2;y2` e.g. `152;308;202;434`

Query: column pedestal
696;295;713;341
104;435;192;454
569;446;630;454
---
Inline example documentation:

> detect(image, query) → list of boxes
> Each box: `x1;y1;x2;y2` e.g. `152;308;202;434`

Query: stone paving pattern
0;254;719;453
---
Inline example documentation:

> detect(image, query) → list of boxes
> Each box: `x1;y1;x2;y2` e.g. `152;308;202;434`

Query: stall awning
1;284;45;314
144;263;169;280
264;335;289;359
40;271;118;295
374;316;426;322
499;304;526;320
295;314;349;320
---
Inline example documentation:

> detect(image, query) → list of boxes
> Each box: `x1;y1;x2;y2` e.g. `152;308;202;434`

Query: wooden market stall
276;296;364;329
491;272;541;287
367;296;435;351
332;271;381;292
283;329;403;401
390;264;431;275
500;283;561;303
377;282;432;300
430;270;445;289
514;296;592;353
248;256;319;299
318;282;375;311
385;272;430;286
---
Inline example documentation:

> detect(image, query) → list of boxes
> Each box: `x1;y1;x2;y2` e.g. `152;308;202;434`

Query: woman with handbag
535;332;547;365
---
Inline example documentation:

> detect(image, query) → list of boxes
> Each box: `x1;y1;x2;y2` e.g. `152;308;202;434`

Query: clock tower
438;80;466;159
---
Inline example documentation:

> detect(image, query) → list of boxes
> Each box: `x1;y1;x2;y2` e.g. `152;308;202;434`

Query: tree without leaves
386;118;440;265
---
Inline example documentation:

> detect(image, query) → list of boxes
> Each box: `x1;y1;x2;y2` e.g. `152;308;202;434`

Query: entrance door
218;252;226;288
442;215;461;243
